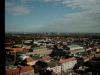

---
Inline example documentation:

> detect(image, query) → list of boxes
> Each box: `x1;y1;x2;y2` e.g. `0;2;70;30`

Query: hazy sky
5;0;100;33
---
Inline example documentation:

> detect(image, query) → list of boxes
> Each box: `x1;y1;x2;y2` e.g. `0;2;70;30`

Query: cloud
5;2;31;16
43;0;51;2
43;0;61;2
38;0;100;33
62;0;100;10
20;0;35;3
5;23;45;32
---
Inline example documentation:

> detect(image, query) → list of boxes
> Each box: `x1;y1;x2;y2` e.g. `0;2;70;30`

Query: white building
67;44;83;51
47;66;61;75
59;57;77;73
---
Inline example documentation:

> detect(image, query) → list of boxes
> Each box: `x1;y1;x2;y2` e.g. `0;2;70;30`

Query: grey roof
47;60;60;67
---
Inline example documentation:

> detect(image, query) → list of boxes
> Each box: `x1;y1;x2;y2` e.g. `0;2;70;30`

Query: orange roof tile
45;56;51;59
5;43;11;44
6;70;11;75
25;58;34;62
5;46;11;48
11;68;20;74
59;57;76;63
42;59;50;61
90;45;100;48
83;56;88;60
95;53;100;57
57;46;63;49
91;51;96;54
20;66;34;73
41;56;51;61
5;47;23;51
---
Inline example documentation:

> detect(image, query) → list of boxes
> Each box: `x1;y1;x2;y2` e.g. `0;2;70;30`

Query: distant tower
56;31;59;38
56;31;59;35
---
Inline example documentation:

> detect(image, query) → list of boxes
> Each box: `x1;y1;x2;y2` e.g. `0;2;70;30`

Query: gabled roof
42;56;51;61
91;51;96;54
6;66;34;74
5;43;11;44
45;56;51;59
25;57;34;62
20;66;34;73
6;68;20;75
5;47;23;51
57;45;63;49
59;57;76;63
90;45;100;48
82;56;88;60
95;53;100;57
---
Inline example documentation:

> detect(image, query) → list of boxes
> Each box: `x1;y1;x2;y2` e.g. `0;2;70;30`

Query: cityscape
5;33;100;75
5;0;100;75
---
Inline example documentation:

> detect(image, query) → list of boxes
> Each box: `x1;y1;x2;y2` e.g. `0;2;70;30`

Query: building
41;56;61;75
67;44;83;51
59;57;77;74
6;66;34;75
22;57;38;66
20;66;34;75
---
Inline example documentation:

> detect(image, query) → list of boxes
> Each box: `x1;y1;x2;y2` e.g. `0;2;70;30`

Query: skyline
5;0;100;33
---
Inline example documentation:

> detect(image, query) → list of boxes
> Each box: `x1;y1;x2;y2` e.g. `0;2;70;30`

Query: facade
47;66;61;75
89;57;100;68
41;56;61;75
59;57;77;73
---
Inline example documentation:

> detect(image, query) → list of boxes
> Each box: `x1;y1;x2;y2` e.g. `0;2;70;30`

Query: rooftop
20;66;34;73
59;57;76;63
25;57;34;62
67;44;80;48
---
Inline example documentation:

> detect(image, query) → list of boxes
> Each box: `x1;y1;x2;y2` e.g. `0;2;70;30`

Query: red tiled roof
5;47;23;51
90;45;100;48
6;70;11;75
42;56;51;61
59;57;76;63
20;66;34;73
25;58;34;62
42;59;50;61
6;68;20;75
83;56;88;60
11;68;20;74
95;53;100;57
57;45;63;49
91;51;96;54
5;43;11;44
45;56;51;59
5;46;11;48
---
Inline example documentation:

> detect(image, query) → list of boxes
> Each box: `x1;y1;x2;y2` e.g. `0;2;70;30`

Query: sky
5;0;100;33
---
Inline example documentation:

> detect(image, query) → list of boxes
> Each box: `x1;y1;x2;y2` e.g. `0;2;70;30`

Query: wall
61;60;77;73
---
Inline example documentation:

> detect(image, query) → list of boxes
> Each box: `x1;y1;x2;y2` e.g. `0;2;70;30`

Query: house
89;57;100;68
20;66;34;75
46;60;61;75
34;55;61;75
67;44;83;51
77;56;89;67
42;56;61;75
59;57;77;73
5;46;29;61
22;57;38;66
6;66;34;75
41;56;51;62
6;68;20;75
